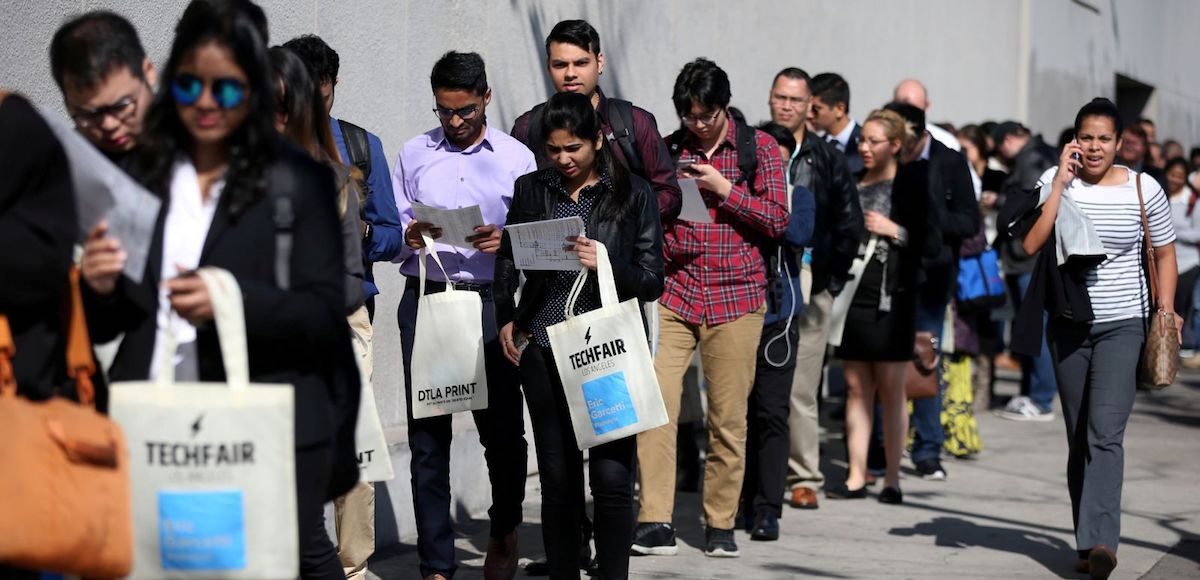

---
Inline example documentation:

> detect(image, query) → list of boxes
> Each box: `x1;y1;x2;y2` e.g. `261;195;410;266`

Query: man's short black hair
883;101;926;135
430;51;488;96
545;19;601;58
282;34;339;84
50;10;147;92
758;121;796;155
1190;146;1200;163
672;58;731;116
773;67;811;86
809;72;850;111
1074;98;1124;137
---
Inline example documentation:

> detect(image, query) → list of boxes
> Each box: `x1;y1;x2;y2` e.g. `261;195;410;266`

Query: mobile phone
513;333;529;355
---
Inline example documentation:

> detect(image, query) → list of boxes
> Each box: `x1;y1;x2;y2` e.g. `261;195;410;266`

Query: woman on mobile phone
495;91;663;580
1007;97;1178;580
79;2;354;577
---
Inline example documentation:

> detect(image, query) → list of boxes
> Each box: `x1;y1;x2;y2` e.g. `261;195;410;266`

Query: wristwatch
362;222;373;242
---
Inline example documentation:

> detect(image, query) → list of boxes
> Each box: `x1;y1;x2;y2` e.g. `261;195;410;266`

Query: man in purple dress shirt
393;51;536;580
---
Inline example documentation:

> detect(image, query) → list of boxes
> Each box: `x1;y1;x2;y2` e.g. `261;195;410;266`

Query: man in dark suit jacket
808;72;863;175
885;101;980;482
0;93;78;403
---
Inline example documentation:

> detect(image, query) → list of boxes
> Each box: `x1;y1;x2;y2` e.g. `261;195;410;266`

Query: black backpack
527;98;645;177
664;107;758;191
338;119;372;201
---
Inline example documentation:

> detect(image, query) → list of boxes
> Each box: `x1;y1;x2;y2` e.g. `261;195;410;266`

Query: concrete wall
3;0;1198;542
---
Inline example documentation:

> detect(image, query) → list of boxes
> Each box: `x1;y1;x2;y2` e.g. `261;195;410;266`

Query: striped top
1037;166;1175;323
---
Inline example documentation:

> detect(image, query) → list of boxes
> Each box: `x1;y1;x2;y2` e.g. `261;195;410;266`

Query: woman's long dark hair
539;91;632;221
136;0;277;217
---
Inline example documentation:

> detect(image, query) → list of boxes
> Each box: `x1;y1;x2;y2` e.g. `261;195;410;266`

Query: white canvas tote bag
347;311;393;482
109;268;298;579
407;233;489;419
547;241;668;450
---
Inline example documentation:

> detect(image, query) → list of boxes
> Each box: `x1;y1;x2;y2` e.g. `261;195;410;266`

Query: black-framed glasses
71;95;139;129
433;105;479;121
171;74;248;110
681;109;722;127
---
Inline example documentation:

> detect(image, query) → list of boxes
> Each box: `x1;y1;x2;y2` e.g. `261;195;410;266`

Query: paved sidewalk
368;372;1200;579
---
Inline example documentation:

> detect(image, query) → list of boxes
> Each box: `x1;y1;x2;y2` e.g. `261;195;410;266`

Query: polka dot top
527;169;611;347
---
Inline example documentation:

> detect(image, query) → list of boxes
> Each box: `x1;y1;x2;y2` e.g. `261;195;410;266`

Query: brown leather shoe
1087;545;1117;580
484;531;518;580
789;487;820;509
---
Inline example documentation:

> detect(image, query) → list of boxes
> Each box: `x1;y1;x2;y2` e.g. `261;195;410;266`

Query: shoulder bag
1135;172;1179;390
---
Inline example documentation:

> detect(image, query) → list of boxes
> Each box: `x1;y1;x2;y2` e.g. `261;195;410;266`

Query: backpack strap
734;119;758;190
605;99;645;176
665;128;687;164
271;165;295;291
338;119;372;198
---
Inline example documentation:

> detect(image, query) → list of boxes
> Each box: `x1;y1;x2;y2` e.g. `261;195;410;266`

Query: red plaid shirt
661;117;789;326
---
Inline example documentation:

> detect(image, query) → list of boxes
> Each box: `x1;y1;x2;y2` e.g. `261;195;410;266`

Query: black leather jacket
495;168;664;331
788;131;865;295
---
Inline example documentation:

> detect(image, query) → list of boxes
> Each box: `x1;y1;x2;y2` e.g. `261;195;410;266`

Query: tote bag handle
418;231;456;297
152;268;250;389
563;240;619;319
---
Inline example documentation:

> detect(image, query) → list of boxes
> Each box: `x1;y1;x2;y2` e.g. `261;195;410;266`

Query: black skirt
835;260;916;362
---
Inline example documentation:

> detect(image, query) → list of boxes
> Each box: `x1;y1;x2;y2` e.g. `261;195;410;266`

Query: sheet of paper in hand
505;216;586;271
410;202;486;250
42;112;161;284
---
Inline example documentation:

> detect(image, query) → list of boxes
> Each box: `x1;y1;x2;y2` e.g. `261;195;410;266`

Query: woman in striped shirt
1018;98;1178;580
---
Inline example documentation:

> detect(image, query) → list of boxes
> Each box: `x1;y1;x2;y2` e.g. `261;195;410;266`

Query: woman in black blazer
79;2;354;578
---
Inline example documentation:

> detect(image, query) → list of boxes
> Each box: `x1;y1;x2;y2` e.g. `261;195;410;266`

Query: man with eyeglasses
633;58;789;559
50;10;156;161
512;19;681;221
391;51;535;580
766;67;864;512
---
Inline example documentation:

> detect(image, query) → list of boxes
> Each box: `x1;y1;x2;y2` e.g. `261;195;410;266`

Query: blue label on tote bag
158;489;246;571
582;371;639;435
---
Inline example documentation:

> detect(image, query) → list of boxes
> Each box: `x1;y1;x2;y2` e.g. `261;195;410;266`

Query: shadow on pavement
890;516;1078;578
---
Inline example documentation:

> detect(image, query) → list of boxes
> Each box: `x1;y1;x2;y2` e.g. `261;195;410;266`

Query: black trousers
521;343;636;580
296;443;345;579
398;281;527;578
741;319;800;518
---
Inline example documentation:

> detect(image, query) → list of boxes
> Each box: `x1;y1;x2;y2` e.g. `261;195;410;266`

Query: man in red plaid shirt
633;58;789;559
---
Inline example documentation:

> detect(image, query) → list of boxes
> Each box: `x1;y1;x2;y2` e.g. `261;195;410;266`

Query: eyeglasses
171;74;248;110
71;95;139;129
681;109;722;127
433;105;479;121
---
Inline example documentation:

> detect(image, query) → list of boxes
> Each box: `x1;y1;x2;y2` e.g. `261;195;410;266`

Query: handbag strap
0;266;98;406
563;240;618;319
1134;171;1160;311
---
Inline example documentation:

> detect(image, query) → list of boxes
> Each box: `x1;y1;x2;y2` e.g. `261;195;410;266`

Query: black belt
406;276;492;296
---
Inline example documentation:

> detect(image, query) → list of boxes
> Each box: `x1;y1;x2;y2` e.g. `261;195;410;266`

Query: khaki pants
786;268;831;491
637;304;764;529
337;307;376;579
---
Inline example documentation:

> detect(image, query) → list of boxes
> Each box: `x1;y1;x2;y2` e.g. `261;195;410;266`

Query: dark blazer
884;160;942;296
789;131;865;294
922;138;981;302
495;170;664;332
0;95;78;400
84;140;356;448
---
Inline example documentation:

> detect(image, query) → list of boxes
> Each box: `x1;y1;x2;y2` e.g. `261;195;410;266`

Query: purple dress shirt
392;125;537;282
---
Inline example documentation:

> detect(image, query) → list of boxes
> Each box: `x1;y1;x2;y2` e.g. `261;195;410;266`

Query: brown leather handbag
0;267;133;578
905;332;940;399
1135;173;1180;390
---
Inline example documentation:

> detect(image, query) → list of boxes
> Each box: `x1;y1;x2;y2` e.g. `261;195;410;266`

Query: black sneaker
630;522;678;556
878;486;903;505
915;459;947;481
704;527;740;558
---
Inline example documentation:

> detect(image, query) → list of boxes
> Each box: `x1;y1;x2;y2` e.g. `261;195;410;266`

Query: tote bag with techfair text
109;268;298;579
547;241;667;450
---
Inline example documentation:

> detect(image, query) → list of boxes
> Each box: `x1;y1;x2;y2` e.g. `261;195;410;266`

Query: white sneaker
994;396;1055;422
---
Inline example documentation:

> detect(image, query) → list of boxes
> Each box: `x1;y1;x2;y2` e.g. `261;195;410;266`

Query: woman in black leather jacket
495;92;663;580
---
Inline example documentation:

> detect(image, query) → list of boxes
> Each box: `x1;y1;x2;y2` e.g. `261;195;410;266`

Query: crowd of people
2;1;1196;580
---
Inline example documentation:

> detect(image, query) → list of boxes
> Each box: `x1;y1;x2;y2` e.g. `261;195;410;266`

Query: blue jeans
1014;272;1058;412
910;298;948;464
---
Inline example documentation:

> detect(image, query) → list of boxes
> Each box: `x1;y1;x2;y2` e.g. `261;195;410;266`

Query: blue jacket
331;118;404;299
764;184;816;326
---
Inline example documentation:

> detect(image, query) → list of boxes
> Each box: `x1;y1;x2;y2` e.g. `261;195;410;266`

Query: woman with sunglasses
80;1;355;578
495;91;664;580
